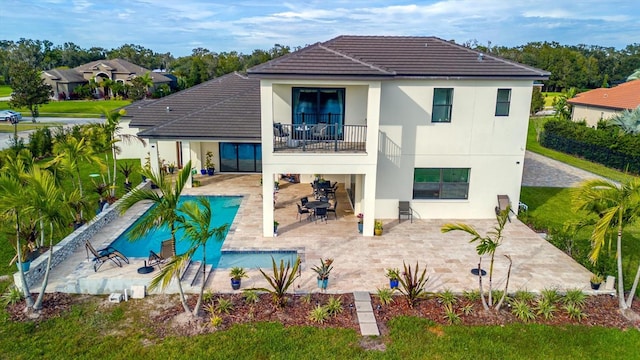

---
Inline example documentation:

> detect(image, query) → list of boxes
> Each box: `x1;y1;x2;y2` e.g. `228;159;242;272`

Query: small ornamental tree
8;62;52;121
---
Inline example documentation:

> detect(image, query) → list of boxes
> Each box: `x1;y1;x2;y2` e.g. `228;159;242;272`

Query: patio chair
300;196;309;207
327;200;338;219
148;239;174;268
398;201;413;223
297;203;311;222
311;124;328;140
273;122;289;144
85;241;129;272
314;206;328;223
495;194;515;222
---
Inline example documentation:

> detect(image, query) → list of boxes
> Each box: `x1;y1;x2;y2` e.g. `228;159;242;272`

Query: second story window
495;88;511;116
432;88;453;123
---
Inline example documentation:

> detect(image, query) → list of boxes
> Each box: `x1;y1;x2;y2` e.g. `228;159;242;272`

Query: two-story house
248;36;549;236
121;35;549;237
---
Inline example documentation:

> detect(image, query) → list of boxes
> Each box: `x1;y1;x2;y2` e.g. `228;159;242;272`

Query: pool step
182;261;213;287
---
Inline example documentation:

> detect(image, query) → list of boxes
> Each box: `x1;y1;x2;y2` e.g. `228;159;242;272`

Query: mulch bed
6;292;640;337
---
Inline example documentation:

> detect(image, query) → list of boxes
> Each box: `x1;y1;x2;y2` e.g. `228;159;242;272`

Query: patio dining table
305;201;330;210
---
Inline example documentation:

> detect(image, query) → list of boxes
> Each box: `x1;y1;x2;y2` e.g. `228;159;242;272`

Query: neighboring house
568;79;640;127
42;58;172;99
121;35;549;237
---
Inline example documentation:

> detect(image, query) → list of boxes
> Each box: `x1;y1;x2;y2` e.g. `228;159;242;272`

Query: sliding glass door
219;143;262;172
292;87;345;138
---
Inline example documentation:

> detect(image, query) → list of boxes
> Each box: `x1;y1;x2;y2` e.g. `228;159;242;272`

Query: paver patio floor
42;173;595;295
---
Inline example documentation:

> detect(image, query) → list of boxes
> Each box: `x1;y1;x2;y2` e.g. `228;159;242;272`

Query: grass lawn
0;121;60;133
0;85;12;97
0;303;637;360
0;99;131;118
542;91;562;107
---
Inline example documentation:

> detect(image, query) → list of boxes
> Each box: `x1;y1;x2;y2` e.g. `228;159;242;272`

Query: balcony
273;123;367;153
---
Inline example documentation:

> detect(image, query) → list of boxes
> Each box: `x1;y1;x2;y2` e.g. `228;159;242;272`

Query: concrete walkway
522;151;611;187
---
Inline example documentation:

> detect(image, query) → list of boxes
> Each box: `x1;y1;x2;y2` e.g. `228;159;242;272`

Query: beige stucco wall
571;105;619;127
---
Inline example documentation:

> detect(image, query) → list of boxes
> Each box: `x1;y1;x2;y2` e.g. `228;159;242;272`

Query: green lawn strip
0;122;61;133
385;317;639;360
0;85;12;97
527;118;635;183
0;99;131;118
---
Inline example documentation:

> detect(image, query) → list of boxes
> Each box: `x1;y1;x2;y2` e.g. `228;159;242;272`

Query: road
0;117;104;150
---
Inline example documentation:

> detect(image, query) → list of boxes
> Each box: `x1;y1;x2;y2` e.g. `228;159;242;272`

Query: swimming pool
110;195;242;264
217;250;299;269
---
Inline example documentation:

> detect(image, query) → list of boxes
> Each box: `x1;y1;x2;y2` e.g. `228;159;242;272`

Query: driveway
522;151;611;187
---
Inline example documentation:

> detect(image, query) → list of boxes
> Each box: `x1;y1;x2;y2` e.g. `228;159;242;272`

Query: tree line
2;38;640;92
0;39;292;89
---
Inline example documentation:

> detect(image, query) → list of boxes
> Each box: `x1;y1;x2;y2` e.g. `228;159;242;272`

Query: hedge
541;120;640;174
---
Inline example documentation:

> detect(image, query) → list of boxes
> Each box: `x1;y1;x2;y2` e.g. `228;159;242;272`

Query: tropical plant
376;288;395;306
100;107;145;196
510;299;535;323
572;177;640;310
308;305;329;323
242;290;259;304
563;288;587;308
1;286;23;307
230;267;248;281
252;256;301;308
215;298;234;314
437;288;457;307
607;106;640;135
311;258;333;280
563;303;588;321
540;287;562;304
397;261;429;308
463;289;481;302
326;296;343;316
513;289;535;302
461;303;474;316
441;206;513;310
385;268;400;280
205;151;215;170
374;219;383;230
553;87;577;121
535;298;557;320
590;274;603;285
442;304;461;324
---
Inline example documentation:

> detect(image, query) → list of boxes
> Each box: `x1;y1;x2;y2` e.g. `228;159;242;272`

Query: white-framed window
495;88;511;116
413;168;470;199
431;88;453;123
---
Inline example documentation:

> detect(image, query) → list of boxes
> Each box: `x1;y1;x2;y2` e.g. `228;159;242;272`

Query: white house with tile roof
122;36;549;237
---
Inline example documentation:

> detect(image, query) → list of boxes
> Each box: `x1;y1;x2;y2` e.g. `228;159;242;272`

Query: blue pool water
217;250;299;269
110;196;242;264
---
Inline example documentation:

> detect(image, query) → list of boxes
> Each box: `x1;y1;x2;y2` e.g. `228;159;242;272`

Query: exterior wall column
149;139;160;175
262;169;275;237
362;173;377;236
182;141;193;188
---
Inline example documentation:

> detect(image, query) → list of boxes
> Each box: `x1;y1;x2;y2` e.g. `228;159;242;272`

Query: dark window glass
495;89;511;116
432;88;453;123
413;168;470;199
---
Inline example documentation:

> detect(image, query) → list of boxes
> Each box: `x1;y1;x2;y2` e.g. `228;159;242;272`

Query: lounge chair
273;123;289;144
398;201;413;223
85;241;129;272
148;239;173;269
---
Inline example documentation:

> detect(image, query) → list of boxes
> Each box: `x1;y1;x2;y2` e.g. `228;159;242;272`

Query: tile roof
74;59;171;83
568;79;640;110
248;35;550;80
41;69;86;83
126;72;260;140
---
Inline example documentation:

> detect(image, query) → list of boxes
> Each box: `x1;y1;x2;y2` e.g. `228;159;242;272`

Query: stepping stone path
354;291;380;336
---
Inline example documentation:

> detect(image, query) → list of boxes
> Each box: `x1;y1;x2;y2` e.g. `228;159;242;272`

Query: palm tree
118;160;192;256
607;106;640;135
49;135;105;219
573;178;640;310
149;197;229;316
441;207;512;310
26;166;71;311
99;107;146;197
0;174;34;308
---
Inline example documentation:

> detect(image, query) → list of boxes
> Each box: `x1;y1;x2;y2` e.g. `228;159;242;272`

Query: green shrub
215;298;234;314
326;296;343;316
308;305;329;323
563;289;586;308
376;288;395;306
437;288;457;307
442;304;461;324
397;261;430;308
511;299;536;322
535;298;557;320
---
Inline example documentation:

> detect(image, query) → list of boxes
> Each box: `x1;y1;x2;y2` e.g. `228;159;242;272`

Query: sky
1;0;638;57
